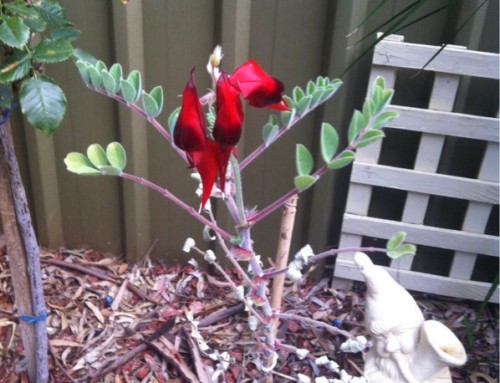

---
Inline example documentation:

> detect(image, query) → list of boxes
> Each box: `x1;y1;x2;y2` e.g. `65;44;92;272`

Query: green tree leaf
296;144;314;176
19;75;67;134
0;51;31;83
51;26;80;41
387;243;417;259
35;0;67;27
294;175;318;191
356;130;385;149
106;142;126;171
32;38;73;63
320;122;338;163
327;150;355;170
386;231;407;251
0;16;30;49
87;144;107;168
72;48;97;65
64;152;101;175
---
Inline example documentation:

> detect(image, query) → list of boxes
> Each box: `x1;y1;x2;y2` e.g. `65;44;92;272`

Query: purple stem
120;172;232;240
309;246;387;264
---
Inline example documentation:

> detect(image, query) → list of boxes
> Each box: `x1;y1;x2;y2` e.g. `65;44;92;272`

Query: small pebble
104;295;113;307
332;319;342;327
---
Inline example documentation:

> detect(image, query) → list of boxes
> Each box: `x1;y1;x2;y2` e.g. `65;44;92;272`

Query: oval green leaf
387;244;417;259
142;91;160;118
294;175;318;191
87;144;107;168
0;51;30;83
64;152;101;175
356;130;385;149
0;16;30;49
327;150;355;170
102;71;118;94
32;38;73;64
296;144;314;176
106;142;126;171
320;122;338;163
386;231;407;251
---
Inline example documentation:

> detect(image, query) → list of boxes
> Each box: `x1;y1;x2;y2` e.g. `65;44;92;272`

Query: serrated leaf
51;26;80;41
295;95;312;116
327;150;355;170
294;175;318;191
387;244;417;259
347;110;365;144
35;0;67;27
296;144;314;176
32;38;73;63
64;152;101;175
23;15;47;33
386;231;406;251
102;71;118;94
292;86;305;103
88;66;102;88
372;110;398;130
142;91;160;118
0;51;30;83
262;122;279;147
87;144;107;168
168;107;181;136
4;3;40;19
19;75;66;134
356;129;385;148
320;122;338;163
106;142;126;171
0;17;30;49
0;84;13;108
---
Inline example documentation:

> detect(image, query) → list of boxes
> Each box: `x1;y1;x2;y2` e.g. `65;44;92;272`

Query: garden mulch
0;246;497;383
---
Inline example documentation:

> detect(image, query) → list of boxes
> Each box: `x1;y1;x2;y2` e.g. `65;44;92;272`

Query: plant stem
120;172;232;240
274;313;354;339
309;246;387;264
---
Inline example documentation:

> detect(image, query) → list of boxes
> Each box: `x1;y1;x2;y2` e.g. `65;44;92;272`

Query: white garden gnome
354;252;467;383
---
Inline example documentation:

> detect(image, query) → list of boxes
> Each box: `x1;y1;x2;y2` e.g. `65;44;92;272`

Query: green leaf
347;110;365;144
19;75;67;134
377;88;394;113
292;86;305;103
35;0;67;27
262;122;279;147
0;17;30;49
356;130;385;149
97;165;122;176
106;142;126;171
64;152;101;175
362;98;375;125
295;95;312;116
75;60;91;86
32;38;73;63
95;60;107;72
327;150;355;170
142;91;160;118
282;95;294;109
306;80;316;95
102;71;118;94
51;26;80;41
281;110;292;127
320;82;342;103
0;51;30;83
315;76;325;88
0;84;13;108
122;70;141;103
72;48;97;65
4;3;40;19
386;231;407;251
168;107;181;136
87;144;107;168
88;66;102;88
320;122;338;163
372;110;398;130
109;63;123;86
296;144;314;176
387;244;417;259
294;175;318;191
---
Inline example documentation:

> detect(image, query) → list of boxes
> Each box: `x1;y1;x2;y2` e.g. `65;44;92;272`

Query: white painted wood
351;163;499;204
335;258;499;304
342;214;499;257
386;106;499;142
373;39;499;79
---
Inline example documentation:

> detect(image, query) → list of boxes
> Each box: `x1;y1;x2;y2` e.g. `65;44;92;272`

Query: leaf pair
65;142;127;176
76;60;164;119
386;231;417;259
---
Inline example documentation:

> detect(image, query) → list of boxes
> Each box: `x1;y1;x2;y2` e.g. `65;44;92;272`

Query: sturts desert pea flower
174;52;288;210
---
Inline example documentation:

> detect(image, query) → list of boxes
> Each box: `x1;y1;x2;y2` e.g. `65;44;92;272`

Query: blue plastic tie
18;311;48;324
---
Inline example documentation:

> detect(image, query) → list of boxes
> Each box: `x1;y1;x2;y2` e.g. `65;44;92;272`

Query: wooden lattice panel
334;35;499;303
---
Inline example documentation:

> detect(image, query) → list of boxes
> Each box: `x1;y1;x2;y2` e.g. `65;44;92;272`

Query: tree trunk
0;117;48;382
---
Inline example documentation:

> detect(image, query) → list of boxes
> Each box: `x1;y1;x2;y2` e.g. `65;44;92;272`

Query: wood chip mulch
0;247;497;383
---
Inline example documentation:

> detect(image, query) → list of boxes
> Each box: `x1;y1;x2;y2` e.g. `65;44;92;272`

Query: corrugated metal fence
8;0;499;267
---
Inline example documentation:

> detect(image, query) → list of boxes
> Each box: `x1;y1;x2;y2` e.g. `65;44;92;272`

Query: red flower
213;71;244;146
190;140;219;209
173;69;206;167
231;59;289;111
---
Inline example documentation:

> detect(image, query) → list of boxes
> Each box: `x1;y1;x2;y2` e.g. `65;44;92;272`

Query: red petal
213;71;244;146
216;144;236;194
191;140;219;209
231;59;286;109
173;69;206;152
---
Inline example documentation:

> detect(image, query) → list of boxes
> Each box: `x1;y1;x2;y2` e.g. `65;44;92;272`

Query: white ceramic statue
354;252;467;383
